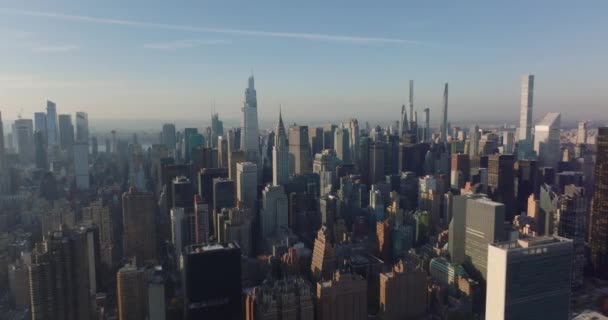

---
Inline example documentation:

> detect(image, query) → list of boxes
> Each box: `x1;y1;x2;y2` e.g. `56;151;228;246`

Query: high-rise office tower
171;176;194;209
334;125;350;162
122;187;157;264
34;112;47;137
518;75;535;159
556;185;586;288
504;131;515;154
171;207;189;258
260;184;288;238
273;109;289;186
309;127;324;159
311;226;336;282
75;111;89;143
74;143;89;189
128;143;146;191
488;154;516;220
218;135;228;168
58;114;74;151
182;243;242;320
590;127;608;279
83;201;116;268
441;83;449;142
162;123;177;150
576;120;588;145
211;112;224;148
237;162;258;211
194;195;210;243
148;269;167;320
315;271;367;320
379;260;427;320
451;153;470;189
423;108;430;142
534;112;561;168
13;118;34;164
219;206;253;256
241;75;260;163
289;125;311;174
212;177;235;214
449;194;506;281
486;236;573;320
322;124;337;150
245;277;315;320
34;130;48;170
46;100;58;146
369;141;385;184
229;150;245;181
29;229;93;320
399;104;409;138
346;119;359;163
116;263;148;320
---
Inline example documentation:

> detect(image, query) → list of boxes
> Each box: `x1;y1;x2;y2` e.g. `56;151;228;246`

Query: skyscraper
486;236;573;320
182;243;242;320
289;125;311;174
162;123;177;150
533;112;561;168
75;111;89;143
576;120;588;145
399;104;409;138
409;80;415;129
211;112;224;148
346;118;359;163
13;118;34;164
74;143;89;189
116;263;148;320
334;125;350;162
488;154;516;220
34;112;47;137
311;226;336;282
34;130;48;169
423;108;430;142
590;127;608;279
273;109;289;186
245;277;314;320
0;111;4;167
441;83;448;142
518;75;534;159
449;194;506;281
237;162;258;211
58;114;74;151
122;187;157;264
241;75;260;163
46;100;58;146
260;184;288;238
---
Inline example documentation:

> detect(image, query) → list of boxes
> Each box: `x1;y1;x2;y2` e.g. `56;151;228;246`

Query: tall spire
441;83;448;142
273;106;288;186
409;80;414;126
399;104;409;137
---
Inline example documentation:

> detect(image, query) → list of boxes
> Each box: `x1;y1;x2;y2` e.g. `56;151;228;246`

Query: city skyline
1;2;607;122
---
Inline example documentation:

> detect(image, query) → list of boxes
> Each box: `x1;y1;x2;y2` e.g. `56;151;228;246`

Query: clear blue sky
0;1;606;125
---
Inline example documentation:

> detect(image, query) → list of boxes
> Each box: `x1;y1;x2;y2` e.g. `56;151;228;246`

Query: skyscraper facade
13;119;34;164
486;236;573;320
58;114;74;151
289;125;312;174
441;83;449;142
74;143;89;189
237;162;258;211
46;100;58;146
590;127;608;279
241;75;260;163
182;243;242;320
34;112;47;137
116;263;148;320
162;123;177;150
260;184;288;238
315;271;367;320
273;110;289;186
75;111;89;143
122;187;157;264
533;112;561;168
576;120;588;145
518;75;534;159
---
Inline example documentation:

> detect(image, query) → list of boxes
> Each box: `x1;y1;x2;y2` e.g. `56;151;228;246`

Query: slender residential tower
441;83;448;142
423;108;430;142
399;105;409;137
409;80;414;127
518;75;535;160
272;108;289;186
241;75;259;164
46;100;58;146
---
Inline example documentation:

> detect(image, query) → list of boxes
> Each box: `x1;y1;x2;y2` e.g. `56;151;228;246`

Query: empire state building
241;75;260;164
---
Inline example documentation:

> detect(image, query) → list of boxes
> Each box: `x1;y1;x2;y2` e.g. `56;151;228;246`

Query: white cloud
0;8;420;45
143;39;230;50
32;44;80;53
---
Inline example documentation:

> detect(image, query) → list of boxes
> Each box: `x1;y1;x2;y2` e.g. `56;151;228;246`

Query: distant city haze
1;2;607;124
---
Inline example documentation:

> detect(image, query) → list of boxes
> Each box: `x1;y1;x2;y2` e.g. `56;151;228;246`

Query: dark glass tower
590;127;608;279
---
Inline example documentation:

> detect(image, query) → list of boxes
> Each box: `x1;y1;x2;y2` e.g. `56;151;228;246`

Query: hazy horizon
1;1;607;125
